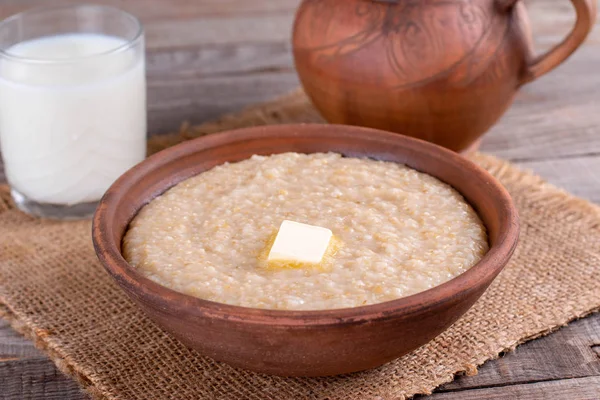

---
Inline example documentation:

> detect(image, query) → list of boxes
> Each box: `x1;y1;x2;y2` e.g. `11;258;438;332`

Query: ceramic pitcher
293;0;596;152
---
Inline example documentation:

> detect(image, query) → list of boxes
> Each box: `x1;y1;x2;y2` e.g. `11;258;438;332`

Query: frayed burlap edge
1;89;599;399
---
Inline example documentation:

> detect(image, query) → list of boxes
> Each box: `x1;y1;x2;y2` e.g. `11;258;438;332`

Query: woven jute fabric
1;90;600;400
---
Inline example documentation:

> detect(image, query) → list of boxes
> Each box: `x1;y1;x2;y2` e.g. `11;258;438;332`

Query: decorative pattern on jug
296;0;511;88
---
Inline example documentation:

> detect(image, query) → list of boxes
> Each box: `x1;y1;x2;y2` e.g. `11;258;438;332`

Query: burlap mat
1;90;600;400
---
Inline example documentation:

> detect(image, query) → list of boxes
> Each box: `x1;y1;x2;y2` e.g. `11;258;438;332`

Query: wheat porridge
123;152;488;310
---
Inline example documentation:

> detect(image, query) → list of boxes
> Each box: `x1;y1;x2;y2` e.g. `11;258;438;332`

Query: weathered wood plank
1;314;599;400
0;0;301;22
148;71;299;134
0;357;87;400
0;320;42;360
483;45;600;162
2;316;600;399
479;0;600;161
421;376;600;400
0;1;298;51
145;13;295;49
514;155;600;204
526;0;578;45
439;314;600;391
147;42;293;78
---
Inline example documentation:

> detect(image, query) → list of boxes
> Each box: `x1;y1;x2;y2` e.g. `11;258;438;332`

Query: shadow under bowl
92;124;519;377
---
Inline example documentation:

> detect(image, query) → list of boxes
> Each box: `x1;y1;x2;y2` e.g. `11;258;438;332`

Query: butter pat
268;220;333;265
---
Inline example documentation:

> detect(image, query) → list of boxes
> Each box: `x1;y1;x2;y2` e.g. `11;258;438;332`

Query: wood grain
148;71;299;134
147;42;293;77
0;321;42;361
516;155;600;203
483;45;600;161
0;0;301;22
0;357;86;400
425;376;600;400
1;0;600;398
439;313;600;391
2;313;600;399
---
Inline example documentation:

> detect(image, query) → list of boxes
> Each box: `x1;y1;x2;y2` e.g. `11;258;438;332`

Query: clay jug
293;0;596;152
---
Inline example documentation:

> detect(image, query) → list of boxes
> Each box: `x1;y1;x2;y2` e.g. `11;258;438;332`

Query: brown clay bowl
92;124;519;377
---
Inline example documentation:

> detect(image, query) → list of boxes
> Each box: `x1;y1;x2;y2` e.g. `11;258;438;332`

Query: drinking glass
0;4;146;219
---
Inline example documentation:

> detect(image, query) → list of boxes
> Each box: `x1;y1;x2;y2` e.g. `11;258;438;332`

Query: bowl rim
92;123;519;327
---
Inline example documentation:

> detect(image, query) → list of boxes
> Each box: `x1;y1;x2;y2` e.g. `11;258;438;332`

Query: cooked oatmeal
123;152;488;310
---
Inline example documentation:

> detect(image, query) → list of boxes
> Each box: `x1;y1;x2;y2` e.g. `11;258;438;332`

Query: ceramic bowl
92;124;519;377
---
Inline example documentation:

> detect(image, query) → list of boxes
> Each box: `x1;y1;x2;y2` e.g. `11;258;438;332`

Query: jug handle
500;0;596;85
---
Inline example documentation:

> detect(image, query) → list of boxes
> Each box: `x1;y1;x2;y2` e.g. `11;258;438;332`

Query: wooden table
1;1;599;398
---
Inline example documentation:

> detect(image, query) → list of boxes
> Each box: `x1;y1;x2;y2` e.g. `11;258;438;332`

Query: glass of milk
0;5;146;219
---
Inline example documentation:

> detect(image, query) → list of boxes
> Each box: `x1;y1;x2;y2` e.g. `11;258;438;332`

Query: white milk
0;33;146;205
